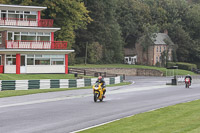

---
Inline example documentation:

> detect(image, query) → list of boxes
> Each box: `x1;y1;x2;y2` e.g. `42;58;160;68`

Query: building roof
0;4;46;11
0;49;74;55
0;26;60;32
152;33;174;45
124;48;136;56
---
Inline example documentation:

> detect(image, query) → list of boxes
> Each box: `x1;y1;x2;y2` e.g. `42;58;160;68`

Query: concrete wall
4;65;16;73
4;65;65;74
83;68;163;76
26;65;65;73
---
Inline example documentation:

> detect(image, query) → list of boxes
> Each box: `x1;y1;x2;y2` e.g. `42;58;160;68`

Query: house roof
0;26;60;32
0;4;46;11
0;49;74;55
152;33;174;45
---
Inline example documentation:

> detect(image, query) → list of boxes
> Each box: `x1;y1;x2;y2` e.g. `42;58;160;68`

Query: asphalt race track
0;76;200;133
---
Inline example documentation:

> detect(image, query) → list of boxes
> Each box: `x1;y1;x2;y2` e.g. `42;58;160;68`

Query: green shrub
167;62;176;68
167;62;197;71
194;62;200;69
176;62;197;71
75;57;85;64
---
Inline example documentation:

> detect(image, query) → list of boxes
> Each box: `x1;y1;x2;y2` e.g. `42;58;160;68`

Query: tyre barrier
0;76;123;91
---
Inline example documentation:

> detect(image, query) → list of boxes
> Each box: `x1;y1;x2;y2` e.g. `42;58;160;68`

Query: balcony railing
0;18;54;27
6;40;67;50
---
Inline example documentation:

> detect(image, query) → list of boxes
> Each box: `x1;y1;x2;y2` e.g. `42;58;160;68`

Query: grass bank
0;74;92;80
80;99;200;133
0;82;130;98
70;64;197;76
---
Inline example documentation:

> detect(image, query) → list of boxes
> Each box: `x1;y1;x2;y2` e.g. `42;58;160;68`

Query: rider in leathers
96;76;106;97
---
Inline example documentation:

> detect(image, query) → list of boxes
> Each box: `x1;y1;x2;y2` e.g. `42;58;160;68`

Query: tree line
1;0;200;65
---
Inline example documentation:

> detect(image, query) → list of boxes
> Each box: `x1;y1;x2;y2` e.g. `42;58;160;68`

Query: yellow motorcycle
93;82;104;102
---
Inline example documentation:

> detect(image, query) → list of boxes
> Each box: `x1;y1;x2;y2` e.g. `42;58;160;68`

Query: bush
176;62;197;71
166;62;176;68
75;57;85;64
194;62;200;69
167;62;197;71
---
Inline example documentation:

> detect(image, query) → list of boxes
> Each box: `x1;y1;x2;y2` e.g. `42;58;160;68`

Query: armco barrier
2;80;15;90
0;76;124;91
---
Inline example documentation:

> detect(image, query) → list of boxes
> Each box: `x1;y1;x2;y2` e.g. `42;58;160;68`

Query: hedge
166;62;176;68
167;62;197;71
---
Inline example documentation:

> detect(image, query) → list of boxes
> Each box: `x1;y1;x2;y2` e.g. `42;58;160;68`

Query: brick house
124;31;174;66
0;4;74;74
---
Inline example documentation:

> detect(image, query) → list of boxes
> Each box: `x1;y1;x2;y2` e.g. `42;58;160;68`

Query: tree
75;0;124;64
87;42;103;64
116;0;151;48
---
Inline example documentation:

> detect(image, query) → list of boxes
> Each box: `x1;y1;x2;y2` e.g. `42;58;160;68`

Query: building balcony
6;40;67;50
0;18;54;27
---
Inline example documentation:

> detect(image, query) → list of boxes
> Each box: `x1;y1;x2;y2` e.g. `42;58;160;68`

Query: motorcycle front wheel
94;93;98;102
185;83;189;88
100;97;103;102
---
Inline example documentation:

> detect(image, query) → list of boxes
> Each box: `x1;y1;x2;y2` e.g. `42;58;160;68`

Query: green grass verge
0;82;131;98
70;64;197;76
80;100;200;133
0;74;92;80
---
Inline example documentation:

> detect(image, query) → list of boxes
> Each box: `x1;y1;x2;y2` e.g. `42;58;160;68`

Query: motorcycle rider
96;76;106;98
185;74;192;85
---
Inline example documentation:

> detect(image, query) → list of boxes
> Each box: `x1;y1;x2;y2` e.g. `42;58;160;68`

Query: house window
157;46;159;52
160;46;162;52
51;58;64;65
6;55;16;65
0;33;2;44
8;32;13;41
37;32;50;41
156;56;159;63
37;36;50;41
7;32;51;41
27;58;34;65
26;54;64;66
35;58;50;65
27;55;34;65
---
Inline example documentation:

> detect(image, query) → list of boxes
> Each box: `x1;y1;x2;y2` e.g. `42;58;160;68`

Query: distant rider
96;76;106;98
185;74;192;85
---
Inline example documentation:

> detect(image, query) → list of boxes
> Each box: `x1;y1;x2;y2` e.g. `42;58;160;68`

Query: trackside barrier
0;76;124;91
167;75;200;85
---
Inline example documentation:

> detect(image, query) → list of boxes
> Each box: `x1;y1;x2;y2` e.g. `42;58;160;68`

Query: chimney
164;29;168;35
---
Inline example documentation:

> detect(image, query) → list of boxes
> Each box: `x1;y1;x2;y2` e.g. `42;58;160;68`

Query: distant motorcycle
93;82;104;102
185;78;191;88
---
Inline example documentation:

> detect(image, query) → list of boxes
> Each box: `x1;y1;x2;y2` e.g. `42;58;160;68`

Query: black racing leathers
96;79;106;95
185;76;192;84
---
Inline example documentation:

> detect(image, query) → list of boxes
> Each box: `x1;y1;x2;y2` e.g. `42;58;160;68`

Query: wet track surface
0;76;200;133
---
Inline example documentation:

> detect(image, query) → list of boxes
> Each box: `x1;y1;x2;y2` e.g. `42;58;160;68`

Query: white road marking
71;119;121;133
107;85;168;95
0;94;92;108
71;99;200;133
